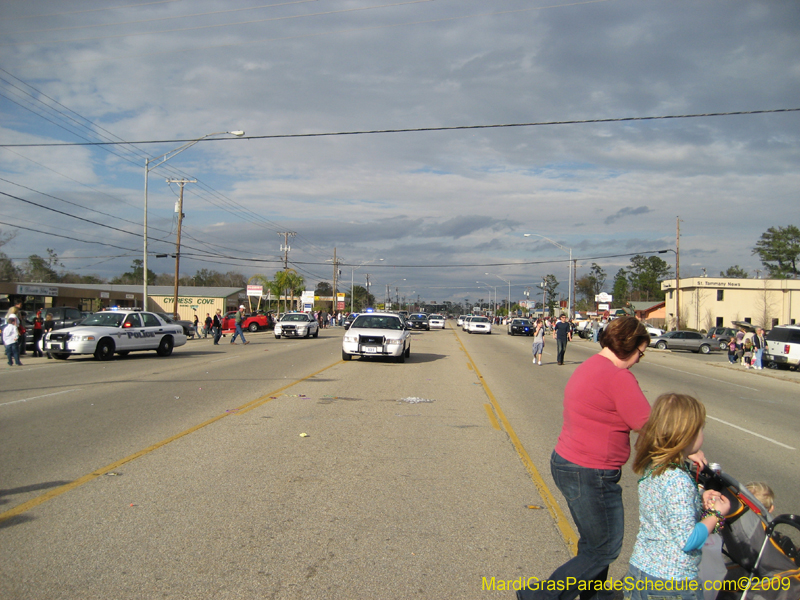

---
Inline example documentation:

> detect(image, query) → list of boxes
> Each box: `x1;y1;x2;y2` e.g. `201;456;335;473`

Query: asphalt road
1;324;798;599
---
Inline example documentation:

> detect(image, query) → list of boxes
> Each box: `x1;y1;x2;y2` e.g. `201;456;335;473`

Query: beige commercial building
0;283;249;320
661;277;799;331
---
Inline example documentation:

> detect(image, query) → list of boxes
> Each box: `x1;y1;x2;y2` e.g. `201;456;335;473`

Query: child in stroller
692;465;799;600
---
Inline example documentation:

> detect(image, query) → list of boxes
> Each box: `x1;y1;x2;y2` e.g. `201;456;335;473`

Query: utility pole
278;232;296;312
278;232;296;271
332;248;340;315
166;178;196;318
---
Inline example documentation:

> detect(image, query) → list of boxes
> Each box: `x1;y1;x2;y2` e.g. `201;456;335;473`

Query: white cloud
0;0;798;301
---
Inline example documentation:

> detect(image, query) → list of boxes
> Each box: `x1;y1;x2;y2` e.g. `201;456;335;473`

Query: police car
43;309;187;360
273;312;320;339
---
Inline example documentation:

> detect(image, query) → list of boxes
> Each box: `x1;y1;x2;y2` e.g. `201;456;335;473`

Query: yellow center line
0;360;343;524
451;327;579;556
484;403;501;430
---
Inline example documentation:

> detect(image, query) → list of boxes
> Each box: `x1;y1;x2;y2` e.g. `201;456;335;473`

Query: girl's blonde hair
632;393;706;477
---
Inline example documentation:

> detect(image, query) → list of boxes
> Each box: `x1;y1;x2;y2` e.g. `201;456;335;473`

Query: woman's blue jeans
519;451;624;600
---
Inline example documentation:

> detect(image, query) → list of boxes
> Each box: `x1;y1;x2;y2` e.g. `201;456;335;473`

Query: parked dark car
156;313;196;338
407;313;430;330
343;313;358;329
42;306;84;330
1;315;36;352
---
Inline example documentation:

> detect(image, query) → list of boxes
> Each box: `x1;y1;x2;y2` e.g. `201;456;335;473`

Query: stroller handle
765;514;800;536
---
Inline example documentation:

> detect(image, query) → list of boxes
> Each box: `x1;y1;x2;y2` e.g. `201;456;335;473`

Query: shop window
716;317;724;327
772;318;779;328
716;290;724;301
744;317;751;324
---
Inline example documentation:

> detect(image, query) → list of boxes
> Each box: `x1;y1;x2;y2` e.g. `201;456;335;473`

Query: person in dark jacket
212;310;223;345
32;312;44;357
752;327;766;370
43;313;55;358
553;314;573;365
203;313;213;338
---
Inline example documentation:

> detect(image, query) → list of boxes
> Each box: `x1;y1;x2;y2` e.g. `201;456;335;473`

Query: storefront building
147;287;247;321
0;282;245;320
661;277;799;331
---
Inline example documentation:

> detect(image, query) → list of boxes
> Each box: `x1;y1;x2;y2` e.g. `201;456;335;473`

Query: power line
242;248;677;269
0;219;139;252
0;176;172;236
3;108;797;148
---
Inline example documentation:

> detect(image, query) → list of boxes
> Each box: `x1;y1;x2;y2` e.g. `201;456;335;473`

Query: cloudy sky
1;0;798;306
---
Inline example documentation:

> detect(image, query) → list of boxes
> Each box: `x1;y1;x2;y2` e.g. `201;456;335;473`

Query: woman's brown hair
632;393;706;476
600;316;650;360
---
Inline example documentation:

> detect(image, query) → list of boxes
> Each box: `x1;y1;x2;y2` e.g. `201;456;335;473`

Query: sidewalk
708;358;800;383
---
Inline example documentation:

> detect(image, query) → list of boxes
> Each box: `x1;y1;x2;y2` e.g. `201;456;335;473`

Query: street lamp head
228;130;245;136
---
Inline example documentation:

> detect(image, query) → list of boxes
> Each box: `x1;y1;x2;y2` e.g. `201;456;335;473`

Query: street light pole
143;130;244;311
476;281;496;314
486;272;511;317
384;279;405;310
350;258;383;313
523;234;573;318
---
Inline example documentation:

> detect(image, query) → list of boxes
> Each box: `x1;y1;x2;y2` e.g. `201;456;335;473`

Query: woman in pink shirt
519;316;651;600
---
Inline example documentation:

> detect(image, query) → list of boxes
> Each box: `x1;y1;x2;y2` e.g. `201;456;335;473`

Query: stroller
691;462;800;600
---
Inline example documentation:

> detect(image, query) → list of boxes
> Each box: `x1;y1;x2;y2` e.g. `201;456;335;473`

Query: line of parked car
648;322;800;370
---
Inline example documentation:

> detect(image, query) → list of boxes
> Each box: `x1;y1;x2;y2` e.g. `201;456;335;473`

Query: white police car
273;312;320;339
43;309;187;360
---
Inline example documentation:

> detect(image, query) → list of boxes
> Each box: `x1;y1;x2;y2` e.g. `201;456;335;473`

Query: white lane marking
707;415;795;450
0;389;82;408
647;362;758;391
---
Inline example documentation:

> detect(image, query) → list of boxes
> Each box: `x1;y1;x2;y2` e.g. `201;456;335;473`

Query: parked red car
221;311;274;332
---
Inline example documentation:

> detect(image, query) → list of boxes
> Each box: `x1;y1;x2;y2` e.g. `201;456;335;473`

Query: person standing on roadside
518;316;653;600
591;318;601;343
212;309;223;345
230;305;249;345
43;313;55;359
203;313;212;339
752;327;766;370
3;314;22;366
553;314;572;365
5;297;22;320
32;311;44;357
